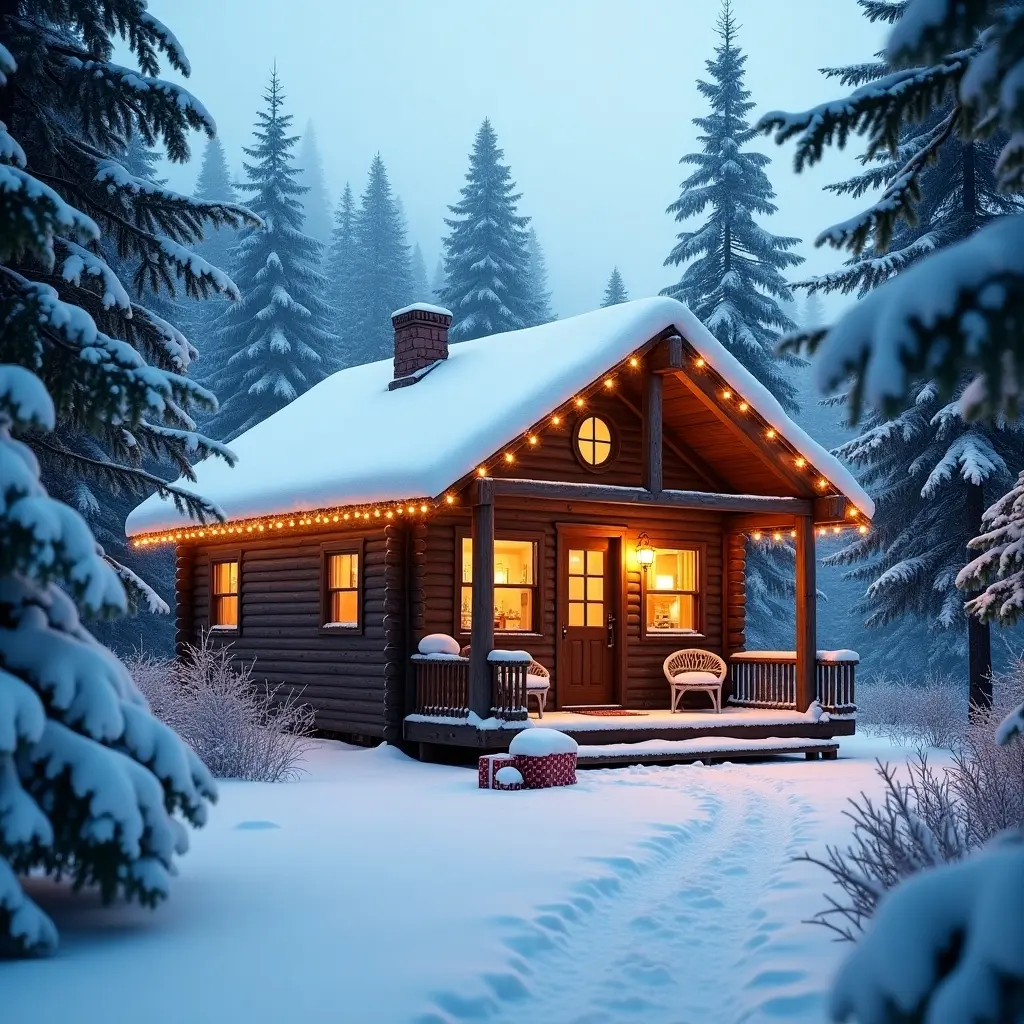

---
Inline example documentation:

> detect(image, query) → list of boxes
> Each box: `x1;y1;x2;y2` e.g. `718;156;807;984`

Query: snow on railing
729;651;857;713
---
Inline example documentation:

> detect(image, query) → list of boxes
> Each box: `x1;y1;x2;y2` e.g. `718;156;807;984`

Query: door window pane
569;576;584;600
586;603;604;627
568;602;585;627
586;550;604;575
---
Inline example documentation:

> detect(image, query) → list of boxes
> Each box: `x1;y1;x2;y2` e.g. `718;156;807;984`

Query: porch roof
127;296;873;537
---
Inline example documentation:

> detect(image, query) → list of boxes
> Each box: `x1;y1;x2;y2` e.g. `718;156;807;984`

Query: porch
402;649;857;755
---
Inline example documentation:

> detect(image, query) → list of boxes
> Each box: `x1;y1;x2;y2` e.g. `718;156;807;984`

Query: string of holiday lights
130;342;869;548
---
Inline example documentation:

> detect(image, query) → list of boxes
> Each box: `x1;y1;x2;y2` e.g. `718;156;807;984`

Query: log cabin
127;297;873;764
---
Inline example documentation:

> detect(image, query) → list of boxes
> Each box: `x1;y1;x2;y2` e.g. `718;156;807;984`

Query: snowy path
420;769;829;1024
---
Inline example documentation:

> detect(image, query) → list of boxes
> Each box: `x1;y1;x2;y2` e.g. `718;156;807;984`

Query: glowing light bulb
722;389;732;400
739;401;748;412
552;415;561;426
795;457;806;468
695;357;705;368
790;530;796;539
604;377;614;388
528;435;538;445
766;428;776;439
773;532;782;542
407;505;415;514
477;466;487;477
753;531;762;540
374;509;381;518
445;495;455;504
817;478;828;489
858;525;868;534
574;397;584;408
420;504;428;513
504;452;515;463
629;357;639;368
833;525;841;534
386;511;394;519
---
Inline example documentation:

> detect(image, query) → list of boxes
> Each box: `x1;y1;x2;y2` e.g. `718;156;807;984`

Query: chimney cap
390;301;453;320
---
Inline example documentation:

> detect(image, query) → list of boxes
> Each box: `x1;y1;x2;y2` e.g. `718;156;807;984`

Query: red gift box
478;753;516;789
514;751;577;789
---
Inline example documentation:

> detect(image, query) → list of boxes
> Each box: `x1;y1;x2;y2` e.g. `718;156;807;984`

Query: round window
576;415;613;467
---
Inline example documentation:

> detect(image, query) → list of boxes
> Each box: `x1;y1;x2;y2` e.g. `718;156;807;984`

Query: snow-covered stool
493;766;524;791
478;753;517;789
508;728;578;788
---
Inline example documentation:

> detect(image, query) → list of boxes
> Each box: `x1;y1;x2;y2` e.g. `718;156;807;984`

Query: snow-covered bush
127;636;315;783
857;672;967;749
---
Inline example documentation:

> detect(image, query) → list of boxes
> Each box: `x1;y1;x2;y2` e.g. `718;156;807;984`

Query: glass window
325;551;360;628
211;559;239;628
644;548;699;634
568;547;605;628
576;415;613;466
460;538;537;632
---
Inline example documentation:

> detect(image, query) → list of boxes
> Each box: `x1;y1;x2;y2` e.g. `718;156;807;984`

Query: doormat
572;709;649;717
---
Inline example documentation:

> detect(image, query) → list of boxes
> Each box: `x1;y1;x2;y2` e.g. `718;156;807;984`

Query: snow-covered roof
126;297;873;537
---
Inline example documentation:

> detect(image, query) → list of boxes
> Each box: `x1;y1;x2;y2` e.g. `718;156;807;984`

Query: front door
558;536;617;706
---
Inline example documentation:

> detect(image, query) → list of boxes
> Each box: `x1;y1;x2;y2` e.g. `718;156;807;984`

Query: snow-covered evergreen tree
295;120;332;245
204;72;338;441
783;0;1024;693
431;256;447;302
661;0;803;413
440;119;534;341
802;291;825;330
325;182;360;367
192;136;239;273
0;1;241;956
761;5;1024;1019
524;227;555;324
410;242;430;303
662;0;804;645
601;267;628;306
349;154;412;363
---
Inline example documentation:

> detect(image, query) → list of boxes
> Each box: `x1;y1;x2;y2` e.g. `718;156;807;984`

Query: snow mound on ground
494;766;523;786
509;728;578;756
417;633;460;656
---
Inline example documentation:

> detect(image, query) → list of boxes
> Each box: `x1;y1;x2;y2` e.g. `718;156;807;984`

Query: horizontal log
489;478;813;514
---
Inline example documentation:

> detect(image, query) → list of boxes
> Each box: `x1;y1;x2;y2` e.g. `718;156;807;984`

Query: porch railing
487;651;530;722
410;654;469;717
410;650;531;721
728;650;857;714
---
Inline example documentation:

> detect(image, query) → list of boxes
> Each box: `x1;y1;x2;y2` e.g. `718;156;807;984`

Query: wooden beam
641;368;663;494
649;333;683;374
794;515;817;712
671;359;814;496
489;478;813;515
813;495;851;524
614;392;725;491
728;513;797;533
469;478;494;719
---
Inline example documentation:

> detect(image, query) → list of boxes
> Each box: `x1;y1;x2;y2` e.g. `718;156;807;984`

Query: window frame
319;539;365;635
454;527;545;638
208;549;242;633
639;541;706;641
572;412;619;474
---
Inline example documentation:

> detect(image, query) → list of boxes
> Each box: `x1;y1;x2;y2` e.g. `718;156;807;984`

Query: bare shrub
803;664;1024;940
856;671;967;749
127;633;315;783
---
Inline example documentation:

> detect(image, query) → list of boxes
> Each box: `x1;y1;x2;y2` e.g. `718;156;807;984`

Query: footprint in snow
234;820;280;830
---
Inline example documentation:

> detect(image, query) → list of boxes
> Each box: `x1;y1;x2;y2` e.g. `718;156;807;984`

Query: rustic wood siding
186;526;401;738
421;501;737;711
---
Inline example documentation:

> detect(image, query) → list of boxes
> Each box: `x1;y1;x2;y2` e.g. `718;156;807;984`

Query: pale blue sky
156;0;885;318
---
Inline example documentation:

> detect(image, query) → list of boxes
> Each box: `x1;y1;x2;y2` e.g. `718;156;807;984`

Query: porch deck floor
537;706;823;732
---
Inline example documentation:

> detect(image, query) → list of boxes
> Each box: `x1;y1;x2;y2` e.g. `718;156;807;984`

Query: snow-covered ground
3;734;924;1023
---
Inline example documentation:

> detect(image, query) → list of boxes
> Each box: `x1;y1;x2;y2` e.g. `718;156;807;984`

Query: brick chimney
389;303;453;390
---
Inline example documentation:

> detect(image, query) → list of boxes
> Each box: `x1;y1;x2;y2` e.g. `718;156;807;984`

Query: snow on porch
530;705;843;733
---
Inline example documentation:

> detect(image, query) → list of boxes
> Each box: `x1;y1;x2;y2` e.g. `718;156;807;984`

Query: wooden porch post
794;515;817;712
642;368;663;494
469;478;495;719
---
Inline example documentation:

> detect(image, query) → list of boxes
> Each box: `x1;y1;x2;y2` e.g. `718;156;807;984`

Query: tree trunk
966;481;992;711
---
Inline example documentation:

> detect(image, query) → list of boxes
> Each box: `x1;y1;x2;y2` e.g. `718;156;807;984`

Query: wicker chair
460;646;551;718
663;649;727;713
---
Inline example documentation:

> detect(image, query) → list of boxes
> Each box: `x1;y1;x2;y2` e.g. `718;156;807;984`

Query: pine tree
205;71;338;441
410;242;430;303
431;256;447;302
192;136;239;273
440;119;534;341
0;1;240;955
662;0;803;412
295;120;332;244
325;182;360;367
524;227;555;324
761;8;1024;1016
350;154;412;363
601;267;628;306
662;0;804;645
785;0;1024;697
802;291;825;330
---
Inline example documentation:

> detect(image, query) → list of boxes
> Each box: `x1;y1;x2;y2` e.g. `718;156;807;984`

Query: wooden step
575;735;840;768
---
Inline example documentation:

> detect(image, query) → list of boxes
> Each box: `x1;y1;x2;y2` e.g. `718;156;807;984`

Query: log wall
183;525;403;739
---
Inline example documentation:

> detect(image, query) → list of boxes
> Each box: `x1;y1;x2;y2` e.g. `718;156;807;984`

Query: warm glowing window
325;551;360;628
644;548;699;634
576;415;613;466
567;548;605;627
211;559;239;628
460;538;536;632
